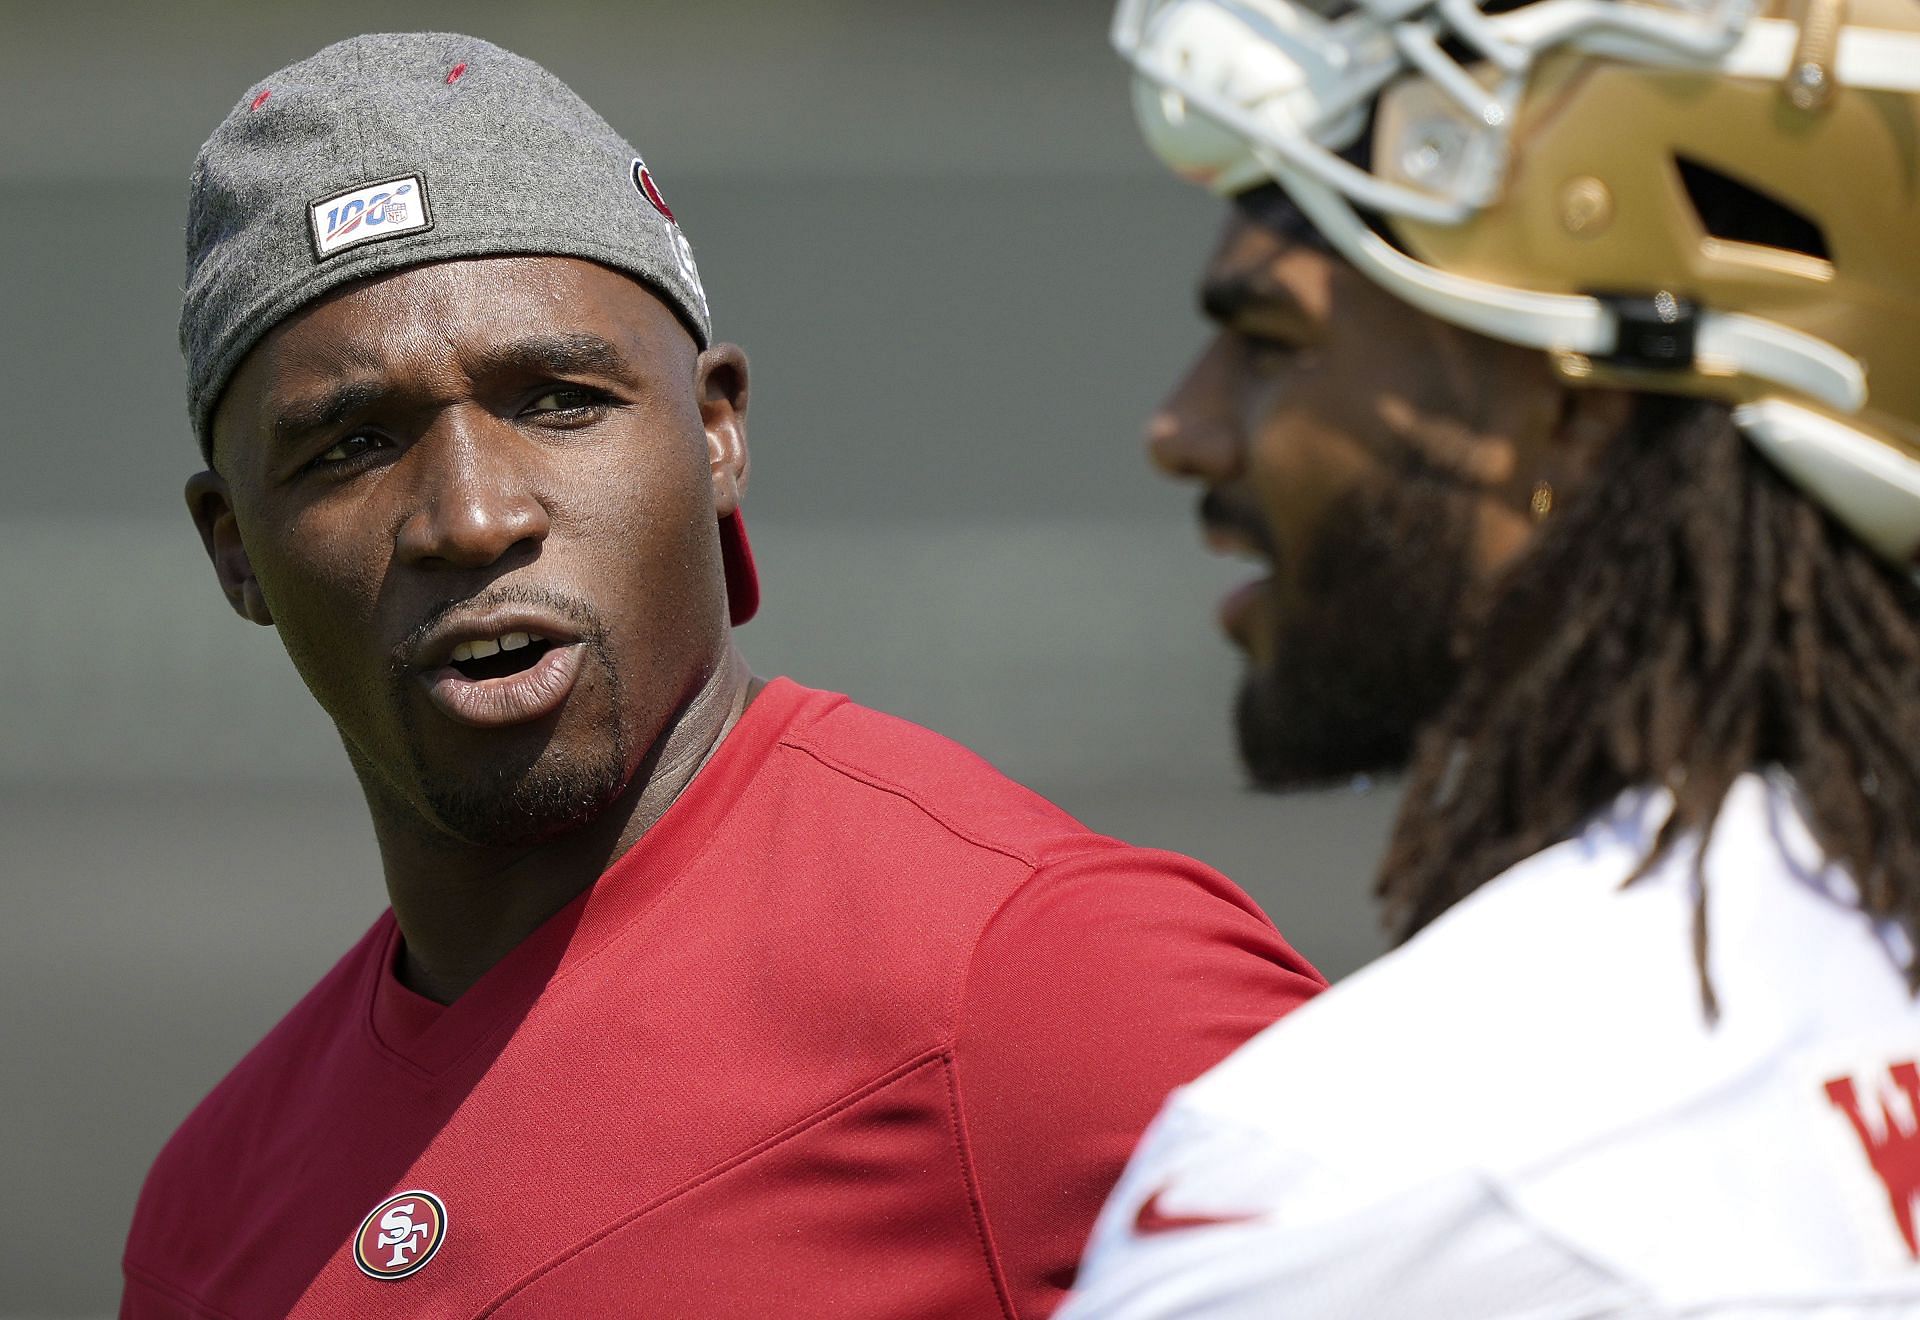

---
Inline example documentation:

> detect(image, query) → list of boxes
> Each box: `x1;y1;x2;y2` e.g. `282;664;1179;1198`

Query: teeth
447;630;550;666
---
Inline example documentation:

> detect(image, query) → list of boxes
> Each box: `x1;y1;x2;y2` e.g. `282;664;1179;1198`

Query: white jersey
1065;773;1920;1318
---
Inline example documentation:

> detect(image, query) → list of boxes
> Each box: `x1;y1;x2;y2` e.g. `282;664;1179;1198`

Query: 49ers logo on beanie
631;157;675;223
631;155;707;323
354;1189;448;1280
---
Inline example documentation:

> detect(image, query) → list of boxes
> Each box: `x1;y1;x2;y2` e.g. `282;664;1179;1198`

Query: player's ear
186;469;274;626
697;342;750;516
1552;385;1634;476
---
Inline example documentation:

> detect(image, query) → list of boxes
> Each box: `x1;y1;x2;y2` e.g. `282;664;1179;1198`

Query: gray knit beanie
181;32;712;456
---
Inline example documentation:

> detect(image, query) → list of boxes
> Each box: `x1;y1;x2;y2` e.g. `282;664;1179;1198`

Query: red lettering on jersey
1825;1061;1920;1259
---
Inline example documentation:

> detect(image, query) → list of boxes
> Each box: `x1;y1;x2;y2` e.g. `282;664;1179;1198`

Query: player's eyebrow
1198;269;1309;332
271;380;387;451
468;331;632;382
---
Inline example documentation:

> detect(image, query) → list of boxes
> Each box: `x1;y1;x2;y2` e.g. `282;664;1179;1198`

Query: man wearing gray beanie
120;32;1324;1318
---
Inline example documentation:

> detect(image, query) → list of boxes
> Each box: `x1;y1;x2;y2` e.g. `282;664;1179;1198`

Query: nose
393;413;550;570
1144;334;1246;484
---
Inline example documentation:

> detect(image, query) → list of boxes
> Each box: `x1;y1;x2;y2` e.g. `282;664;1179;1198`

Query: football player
1066;0;1920;1311
121;33;1325;1317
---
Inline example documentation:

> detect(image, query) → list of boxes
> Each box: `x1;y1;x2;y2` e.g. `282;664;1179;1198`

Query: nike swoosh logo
1133;1186;1262;1236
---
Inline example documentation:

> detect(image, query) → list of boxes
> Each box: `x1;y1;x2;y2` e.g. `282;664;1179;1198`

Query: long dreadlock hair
1376;393;1920;1012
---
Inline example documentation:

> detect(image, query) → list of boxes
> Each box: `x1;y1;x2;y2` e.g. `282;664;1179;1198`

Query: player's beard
1234;476;1477;790
410;699;630;848
388;594;635;848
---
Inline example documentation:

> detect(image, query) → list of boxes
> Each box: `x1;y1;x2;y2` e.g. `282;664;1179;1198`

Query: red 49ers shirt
121;679;1323;1318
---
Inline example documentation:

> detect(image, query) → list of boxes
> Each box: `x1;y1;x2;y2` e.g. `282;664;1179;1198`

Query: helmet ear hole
1675;155;1830;262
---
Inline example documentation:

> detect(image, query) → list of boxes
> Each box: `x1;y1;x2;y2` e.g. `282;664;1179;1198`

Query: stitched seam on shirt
1474;1173;1651;1314
121;1259;246;1320
785;742;1132;1036
955;859;1044;1015
941;1049;1021;1320
940;856;1267;1314
357;918;456;1086
475;1046;953;1315
358;694;832;1080
780;735;1044;867
946;845;1138;1034
527;754;781;1000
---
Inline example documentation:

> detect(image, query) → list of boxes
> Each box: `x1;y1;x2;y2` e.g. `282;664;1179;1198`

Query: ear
695;343;750;517
1504;382;1634;521
185;469;273;626
1551;385;1634;476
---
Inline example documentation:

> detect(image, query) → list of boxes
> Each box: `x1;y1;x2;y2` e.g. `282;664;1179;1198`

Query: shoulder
957;837;1323;1030
768;683;1315;947
702;684;1321;1069
1177;782;1716;1166
772;685;1099;866
783;685;1318;966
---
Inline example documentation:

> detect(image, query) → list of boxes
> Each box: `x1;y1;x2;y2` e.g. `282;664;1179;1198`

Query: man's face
1150;212;1568;788
195;256;747;846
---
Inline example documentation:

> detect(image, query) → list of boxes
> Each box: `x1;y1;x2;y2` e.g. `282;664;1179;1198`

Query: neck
368;647;760;1004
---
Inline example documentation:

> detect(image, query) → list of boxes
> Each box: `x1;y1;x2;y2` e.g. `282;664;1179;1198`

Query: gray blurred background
1;1;1397;1313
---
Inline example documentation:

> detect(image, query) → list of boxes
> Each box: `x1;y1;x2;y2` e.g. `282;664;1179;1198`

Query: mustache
388;583;604;679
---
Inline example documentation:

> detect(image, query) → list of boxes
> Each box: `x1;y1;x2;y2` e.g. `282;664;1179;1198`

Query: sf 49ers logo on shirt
1825;1060;1920;1259
354;1189;448;1280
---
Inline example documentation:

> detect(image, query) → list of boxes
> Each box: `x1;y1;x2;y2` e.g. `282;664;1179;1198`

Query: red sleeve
948;844;1325;1318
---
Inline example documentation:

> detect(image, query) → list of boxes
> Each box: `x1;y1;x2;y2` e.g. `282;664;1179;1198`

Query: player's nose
1146;335;1245;483
393;412;551;570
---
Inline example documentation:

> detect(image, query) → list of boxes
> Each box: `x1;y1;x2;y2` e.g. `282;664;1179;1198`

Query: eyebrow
271;379;387;451
1199;270;1308;330
467;331;632;382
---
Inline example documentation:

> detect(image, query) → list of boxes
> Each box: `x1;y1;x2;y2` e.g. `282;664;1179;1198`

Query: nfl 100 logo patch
309;174;433;259
354;1189;448;1280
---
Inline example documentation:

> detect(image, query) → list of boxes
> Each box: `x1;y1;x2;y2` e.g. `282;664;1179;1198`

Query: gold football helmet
1116;0;1920;565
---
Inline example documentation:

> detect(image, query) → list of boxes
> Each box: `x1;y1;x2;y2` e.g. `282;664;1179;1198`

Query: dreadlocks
1377;394;1920;1009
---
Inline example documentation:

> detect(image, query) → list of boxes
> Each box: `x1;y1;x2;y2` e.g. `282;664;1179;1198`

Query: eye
307;432;390;470
1237;329;1305;368
522;386;611;422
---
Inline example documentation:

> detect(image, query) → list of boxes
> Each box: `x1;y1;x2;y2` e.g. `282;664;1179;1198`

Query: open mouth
447;631;557;683
1198;492;1278;653
421;626;587;728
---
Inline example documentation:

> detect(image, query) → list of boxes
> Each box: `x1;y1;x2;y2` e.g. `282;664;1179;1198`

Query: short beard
391;587;631;848
1235;478;1477;790
412;704;629;847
